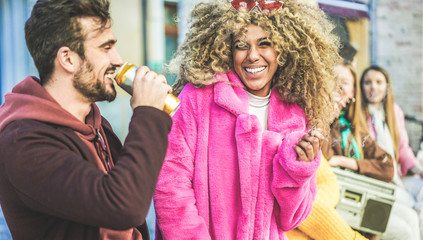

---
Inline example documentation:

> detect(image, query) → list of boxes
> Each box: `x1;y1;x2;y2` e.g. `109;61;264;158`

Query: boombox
332;167;396;236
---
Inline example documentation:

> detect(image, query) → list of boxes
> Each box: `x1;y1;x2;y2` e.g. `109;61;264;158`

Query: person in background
339;40;358;68
0;0;172;239
325;64;419;240
361;65;423;239
285;63;368;240
323;64;393;182
153;0;340;239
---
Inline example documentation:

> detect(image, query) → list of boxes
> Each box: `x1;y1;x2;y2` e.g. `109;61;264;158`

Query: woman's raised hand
295;127;325;162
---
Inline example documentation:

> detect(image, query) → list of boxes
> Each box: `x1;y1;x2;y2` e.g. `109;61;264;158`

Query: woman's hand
295;128;325;162
328;155;358;171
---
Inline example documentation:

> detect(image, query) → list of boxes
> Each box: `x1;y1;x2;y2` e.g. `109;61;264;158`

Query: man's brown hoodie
0;76;171;239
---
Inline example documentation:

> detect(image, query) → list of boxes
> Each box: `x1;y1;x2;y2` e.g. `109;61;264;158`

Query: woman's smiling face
362;69;388;106
232;24;278;97
334;64;355;109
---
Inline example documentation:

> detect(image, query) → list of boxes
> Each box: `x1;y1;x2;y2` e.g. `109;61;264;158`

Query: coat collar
213;72;305;133
214;71;249;116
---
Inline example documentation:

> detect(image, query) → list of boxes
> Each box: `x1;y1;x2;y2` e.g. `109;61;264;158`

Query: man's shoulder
0;119;72;141
2;118;61;130
0;119;82;160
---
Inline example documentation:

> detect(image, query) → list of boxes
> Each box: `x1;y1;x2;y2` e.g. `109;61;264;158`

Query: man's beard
73;60;117;102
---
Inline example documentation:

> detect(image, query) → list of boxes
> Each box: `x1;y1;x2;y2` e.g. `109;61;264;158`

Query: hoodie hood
0;76;102;135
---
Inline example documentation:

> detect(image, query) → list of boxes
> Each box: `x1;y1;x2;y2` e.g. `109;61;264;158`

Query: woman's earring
346;97;356;104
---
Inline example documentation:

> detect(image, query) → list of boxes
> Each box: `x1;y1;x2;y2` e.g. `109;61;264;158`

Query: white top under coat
247;91;271;132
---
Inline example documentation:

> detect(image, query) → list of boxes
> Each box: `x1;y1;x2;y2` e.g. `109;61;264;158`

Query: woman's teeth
245;66;266;74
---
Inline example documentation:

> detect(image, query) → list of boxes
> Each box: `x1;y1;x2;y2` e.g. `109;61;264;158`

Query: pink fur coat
154;72;320;239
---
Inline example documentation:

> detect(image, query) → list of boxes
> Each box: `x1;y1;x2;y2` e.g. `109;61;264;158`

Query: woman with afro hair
154;0;340;239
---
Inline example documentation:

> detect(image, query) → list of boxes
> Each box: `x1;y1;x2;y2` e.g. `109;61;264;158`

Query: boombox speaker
361;199;392;232
332;167;396;236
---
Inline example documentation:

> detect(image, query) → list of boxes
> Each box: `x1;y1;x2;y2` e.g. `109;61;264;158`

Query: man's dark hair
25;0;111;84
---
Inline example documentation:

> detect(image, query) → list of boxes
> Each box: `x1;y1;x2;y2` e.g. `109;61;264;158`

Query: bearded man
0;0;172;239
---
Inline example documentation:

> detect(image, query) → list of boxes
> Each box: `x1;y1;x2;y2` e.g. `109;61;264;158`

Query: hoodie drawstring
95;128;112;172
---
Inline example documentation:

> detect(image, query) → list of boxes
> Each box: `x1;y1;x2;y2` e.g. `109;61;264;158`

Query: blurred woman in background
324;63;419;240
361;65;423;239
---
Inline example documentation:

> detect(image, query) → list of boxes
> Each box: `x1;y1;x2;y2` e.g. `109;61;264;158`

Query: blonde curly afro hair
169;0;341;134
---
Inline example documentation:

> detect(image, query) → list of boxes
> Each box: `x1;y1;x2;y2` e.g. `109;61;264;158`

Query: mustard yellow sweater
285;157;368;240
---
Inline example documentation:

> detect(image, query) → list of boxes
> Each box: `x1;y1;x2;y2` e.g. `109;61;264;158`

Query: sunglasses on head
231;0;284;12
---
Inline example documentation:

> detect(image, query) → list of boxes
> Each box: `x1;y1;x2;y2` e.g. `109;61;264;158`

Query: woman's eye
260;41;272;47
235;44;248;50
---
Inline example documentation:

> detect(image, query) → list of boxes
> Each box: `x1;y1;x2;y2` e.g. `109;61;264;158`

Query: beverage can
114;62;181;116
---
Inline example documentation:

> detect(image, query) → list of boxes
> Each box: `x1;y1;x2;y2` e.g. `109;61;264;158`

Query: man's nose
110;47;124;67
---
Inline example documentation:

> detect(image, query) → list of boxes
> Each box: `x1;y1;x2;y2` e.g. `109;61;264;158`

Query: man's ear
56;46;80;73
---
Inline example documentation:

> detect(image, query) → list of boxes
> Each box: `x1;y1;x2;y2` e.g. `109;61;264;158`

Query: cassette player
332;167;396;236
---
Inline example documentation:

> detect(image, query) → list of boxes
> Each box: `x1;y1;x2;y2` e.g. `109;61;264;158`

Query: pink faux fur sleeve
265;94;320;231
271;130;320;230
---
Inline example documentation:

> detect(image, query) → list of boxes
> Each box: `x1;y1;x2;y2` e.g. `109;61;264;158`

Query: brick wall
376;0;423;152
